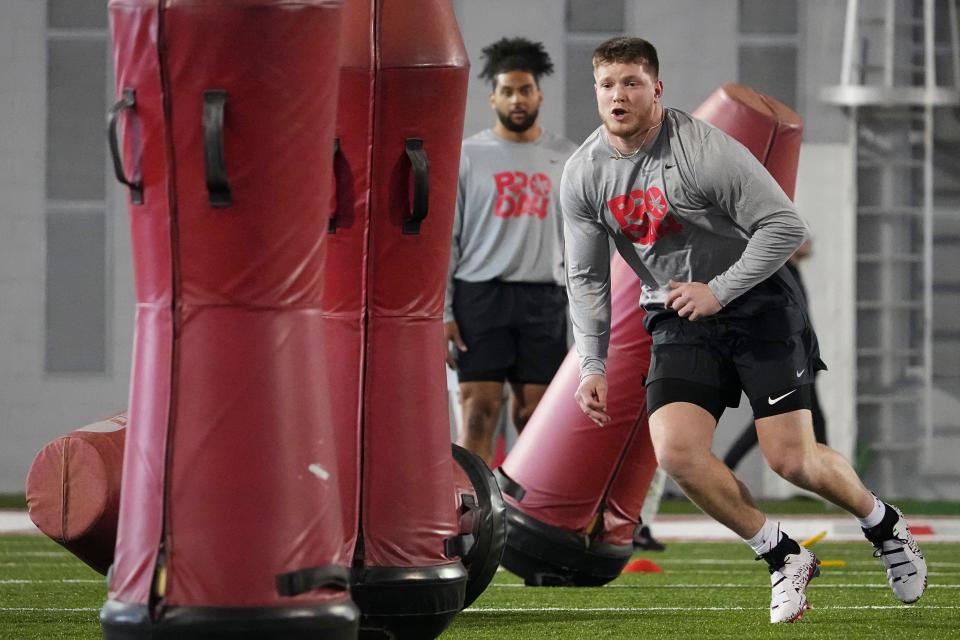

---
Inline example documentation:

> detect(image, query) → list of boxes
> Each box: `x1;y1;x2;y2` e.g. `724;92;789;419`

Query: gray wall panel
627;0;739;113
0;1;132;494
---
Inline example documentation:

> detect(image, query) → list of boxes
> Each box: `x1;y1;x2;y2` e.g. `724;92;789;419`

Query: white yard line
0;563;92;568
0;607;98;613
6;604;959;614
0;579;102;584
652;558;960;567
0;512;38;535
464;604;960;613
5;579;957;589
5;511;960;540
487;582;960;589
555;567;960;576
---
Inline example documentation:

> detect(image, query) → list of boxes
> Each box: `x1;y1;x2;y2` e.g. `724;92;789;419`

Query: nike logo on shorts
768;389;797;405
796;368;805;377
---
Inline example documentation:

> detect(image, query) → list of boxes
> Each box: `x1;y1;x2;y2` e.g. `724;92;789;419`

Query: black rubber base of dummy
352;563;468;639
500;502;632;587
100;599;360;639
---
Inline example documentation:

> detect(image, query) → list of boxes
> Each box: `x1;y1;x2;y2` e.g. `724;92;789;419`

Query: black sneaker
863;503;927;603
632;525;666;552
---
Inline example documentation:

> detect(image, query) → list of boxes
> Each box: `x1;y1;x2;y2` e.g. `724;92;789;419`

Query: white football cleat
763;538;820;624
864;504;928;604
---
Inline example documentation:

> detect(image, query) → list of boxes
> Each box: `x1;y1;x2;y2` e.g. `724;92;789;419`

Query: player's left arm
692;129;808;308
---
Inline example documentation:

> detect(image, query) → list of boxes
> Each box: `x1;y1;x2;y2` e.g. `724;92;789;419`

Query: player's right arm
560;157;612;424
576;373;610;427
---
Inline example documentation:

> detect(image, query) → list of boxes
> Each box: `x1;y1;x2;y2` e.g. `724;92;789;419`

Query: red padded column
345;0;471;636
694;84;803;199
497;257;653;585
500;258;651;535
25;414;127;575
498;84;804;587
103;0;171;610
321;0;375;568
104;1;357;637
362;0;467;566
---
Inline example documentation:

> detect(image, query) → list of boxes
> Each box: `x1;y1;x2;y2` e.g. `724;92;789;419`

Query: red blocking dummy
340;1;473;637
322;0;372;574
497;256;654;585
30;6;497;634
498;84;804;586
693;84;803;199
25;413;127;575
103;2;357;638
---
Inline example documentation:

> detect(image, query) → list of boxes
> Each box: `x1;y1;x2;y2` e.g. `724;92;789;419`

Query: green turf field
1;535;957;639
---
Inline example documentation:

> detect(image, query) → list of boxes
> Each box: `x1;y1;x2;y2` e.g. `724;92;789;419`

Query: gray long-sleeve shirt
561;108;808;377
444;129;578;322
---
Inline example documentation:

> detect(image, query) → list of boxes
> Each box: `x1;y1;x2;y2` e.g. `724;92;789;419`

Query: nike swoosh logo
768;389;797;405
796;369;805;378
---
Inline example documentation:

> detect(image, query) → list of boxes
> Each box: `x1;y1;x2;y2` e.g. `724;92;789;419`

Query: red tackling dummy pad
321;0;372;575
33;3;501;636
497;84;804;586
694;84;803;199
25;413;127;575
340;1;475;636
497;255;655;585
102;1;357;638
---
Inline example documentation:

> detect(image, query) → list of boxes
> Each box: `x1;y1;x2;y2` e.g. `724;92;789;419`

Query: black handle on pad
203;90;231;208
107;88;144;205
402;138;429;235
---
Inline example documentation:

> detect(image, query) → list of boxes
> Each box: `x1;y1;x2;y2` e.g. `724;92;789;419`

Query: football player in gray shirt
445;38;577;465
562;37;926;623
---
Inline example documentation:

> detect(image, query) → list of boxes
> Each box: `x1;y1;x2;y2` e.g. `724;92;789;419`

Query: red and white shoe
864;504;928;604
762;537;820;623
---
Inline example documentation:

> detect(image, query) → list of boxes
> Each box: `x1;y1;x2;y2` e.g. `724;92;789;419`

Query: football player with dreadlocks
445;37;577;465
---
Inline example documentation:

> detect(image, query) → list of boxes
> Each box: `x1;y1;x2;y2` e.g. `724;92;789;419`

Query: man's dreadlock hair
478;37;554;88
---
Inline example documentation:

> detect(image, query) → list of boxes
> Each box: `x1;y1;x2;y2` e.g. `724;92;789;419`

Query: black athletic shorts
644;269;826;420
452;279;568;385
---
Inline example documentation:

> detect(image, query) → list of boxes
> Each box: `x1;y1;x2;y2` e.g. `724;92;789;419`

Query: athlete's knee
463;396;499;417
511;403;537;430
765;448;814;486
461;396;502;436
463;407;499;434
651;438;700;481
511;407;529;430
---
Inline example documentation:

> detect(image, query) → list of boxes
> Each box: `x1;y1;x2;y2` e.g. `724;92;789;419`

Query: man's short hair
592;37;659;77
478;37;554;88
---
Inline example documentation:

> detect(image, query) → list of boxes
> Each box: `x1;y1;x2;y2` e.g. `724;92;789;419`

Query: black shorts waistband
455;278;563;289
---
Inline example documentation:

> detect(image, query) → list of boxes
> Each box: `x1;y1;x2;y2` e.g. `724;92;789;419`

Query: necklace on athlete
610;111;665;160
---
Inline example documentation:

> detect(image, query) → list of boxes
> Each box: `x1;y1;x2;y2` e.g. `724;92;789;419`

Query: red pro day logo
607;185;682;245
493;171;551;219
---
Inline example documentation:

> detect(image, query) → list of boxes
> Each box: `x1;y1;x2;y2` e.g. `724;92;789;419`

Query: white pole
841;0;860;86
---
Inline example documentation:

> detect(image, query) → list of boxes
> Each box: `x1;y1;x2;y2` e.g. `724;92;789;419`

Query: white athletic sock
744;518;782;555
856;494;886;529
